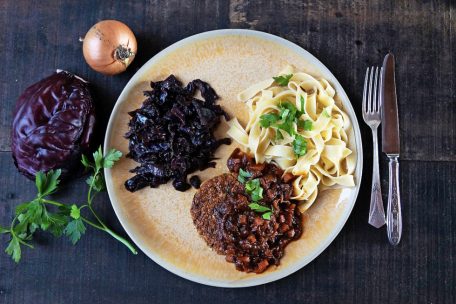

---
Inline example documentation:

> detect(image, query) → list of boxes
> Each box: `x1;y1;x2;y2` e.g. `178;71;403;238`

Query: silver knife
381;53;402;245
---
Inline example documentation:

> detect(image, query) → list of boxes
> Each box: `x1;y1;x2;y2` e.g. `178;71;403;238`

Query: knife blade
381;53;400;155
381;52;402;245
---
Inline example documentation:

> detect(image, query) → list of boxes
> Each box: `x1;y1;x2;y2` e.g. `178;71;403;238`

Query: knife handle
386;156;402;245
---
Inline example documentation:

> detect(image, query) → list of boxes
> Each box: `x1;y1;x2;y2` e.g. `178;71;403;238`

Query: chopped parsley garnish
280;108;290;121
259;113;280;128
238;170;272;220
251;186;264;202
300;95;306;114
304;120;313;130
323;109;331;118
260;101;301;136
273;74;293;86
245;178;258;191
245;178;263;201
238;168;252;184
297;119;313;131
248;203;271;213
248;203;272;220
276;118;295;136
280;101;298;118
258;99;311;158
276;101;298;135
275;129;284;141
293;134;308;157
238;170;263;202
262;211;272;220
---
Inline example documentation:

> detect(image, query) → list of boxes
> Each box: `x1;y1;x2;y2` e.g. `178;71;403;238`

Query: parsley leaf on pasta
298;119;313;131
276;102;299;135
273;74;293;86
293;135;308;157
299;95;306;114
259;113;279;128
277;119;294;135
280;108;290;121
275;129;284;141
279;101;298;118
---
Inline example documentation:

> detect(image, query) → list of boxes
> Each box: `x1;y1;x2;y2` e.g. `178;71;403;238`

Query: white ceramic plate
104;29;363;288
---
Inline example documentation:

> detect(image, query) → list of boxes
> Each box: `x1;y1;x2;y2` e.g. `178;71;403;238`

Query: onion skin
82;20;137;75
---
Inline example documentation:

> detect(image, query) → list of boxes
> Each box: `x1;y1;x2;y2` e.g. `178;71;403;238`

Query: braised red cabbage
125;75;231;192
11;70;96;180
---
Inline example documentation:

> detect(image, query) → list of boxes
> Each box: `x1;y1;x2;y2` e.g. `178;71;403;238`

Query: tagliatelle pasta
227;66;356;212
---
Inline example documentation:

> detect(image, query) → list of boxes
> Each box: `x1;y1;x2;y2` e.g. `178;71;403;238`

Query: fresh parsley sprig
0;146;137;263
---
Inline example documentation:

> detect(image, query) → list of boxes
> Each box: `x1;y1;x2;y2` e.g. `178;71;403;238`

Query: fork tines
362;66;383;121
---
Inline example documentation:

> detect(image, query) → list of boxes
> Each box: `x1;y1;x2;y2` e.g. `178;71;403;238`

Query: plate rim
104;28;363;288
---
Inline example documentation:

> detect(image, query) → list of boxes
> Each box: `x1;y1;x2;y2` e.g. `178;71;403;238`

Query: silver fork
362;67;386;228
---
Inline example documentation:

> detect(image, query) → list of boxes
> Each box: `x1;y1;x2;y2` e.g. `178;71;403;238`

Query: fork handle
386;156;402;245
368;127;386;228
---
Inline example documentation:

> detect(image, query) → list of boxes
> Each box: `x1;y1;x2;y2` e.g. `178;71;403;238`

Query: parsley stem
42;180;136;254
9;215;34;249
15;236;34;248
87;168;101;205
80;217;104;230
86;169;106;228
88;205;106;228
81;212;137;254
41;199;64;207
85;169;137;254
103;227;138;254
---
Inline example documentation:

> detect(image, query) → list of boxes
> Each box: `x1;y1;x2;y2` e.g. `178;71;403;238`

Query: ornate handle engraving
386;156;402;245
368;128;386;228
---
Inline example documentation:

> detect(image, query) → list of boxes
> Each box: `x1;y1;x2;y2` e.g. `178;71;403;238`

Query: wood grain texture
0;0;454;303
1;153;454;303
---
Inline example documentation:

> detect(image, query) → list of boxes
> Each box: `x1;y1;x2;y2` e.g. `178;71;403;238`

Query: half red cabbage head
11;70;96;180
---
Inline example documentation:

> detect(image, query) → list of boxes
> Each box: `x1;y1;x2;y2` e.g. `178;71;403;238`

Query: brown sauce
191;149;302;273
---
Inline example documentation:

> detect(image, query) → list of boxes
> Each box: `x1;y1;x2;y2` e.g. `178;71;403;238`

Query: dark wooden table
1;1;454;303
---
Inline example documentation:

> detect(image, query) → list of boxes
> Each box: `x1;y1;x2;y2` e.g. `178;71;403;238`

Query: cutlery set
362;53;402;245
